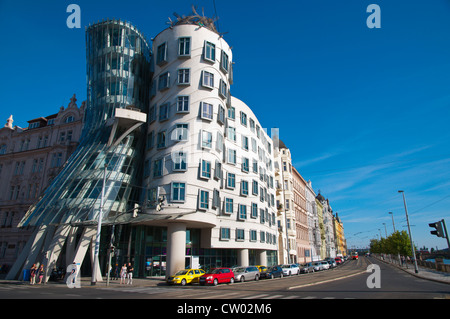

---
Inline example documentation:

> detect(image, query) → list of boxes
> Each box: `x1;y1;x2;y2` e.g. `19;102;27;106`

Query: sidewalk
374;256;450;285
0;275;168;288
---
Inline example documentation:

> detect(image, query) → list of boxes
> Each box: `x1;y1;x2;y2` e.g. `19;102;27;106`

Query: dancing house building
8;12;278;281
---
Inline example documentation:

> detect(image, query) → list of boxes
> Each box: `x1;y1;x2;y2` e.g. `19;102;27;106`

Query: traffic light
429;220;445;238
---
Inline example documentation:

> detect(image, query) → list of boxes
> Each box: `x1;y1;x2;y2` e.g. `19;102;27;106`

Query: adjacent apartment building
0;95;84;273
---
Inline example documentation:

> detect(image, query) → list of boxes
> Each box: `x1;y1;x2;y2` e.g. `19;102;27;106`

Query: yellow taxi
256;265;267;273
167;269;206;286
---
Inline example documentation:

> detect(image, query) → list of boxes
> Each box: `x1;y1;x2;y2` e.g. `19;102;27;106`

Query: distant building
274;140;297;264
292;167;310;263
0;95;84;272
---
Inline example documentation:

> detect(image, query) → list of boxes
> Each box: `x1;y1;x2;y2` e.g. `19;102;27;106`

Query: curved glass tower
19;19;151;228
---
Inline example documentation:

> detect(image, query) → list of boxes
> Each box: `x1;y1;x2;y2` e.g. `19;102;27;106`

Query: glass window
225;198;233;214
177;96;189;113
204;41;215;62
158;72;170;91
236;228;245;241
173;124;188;141
219;80;227;98
221;51;229;72
173;151;187;171
177;68;190;85
153;159;163;177
252;180;258;195
227;127;236;142
242;157;249;173
172;182;186;202
227;149;236;164
178;37;191;56
241;180;249;196
220;227;230;240
201;102;213;120
240;112;247;126
227;173;235;189
218;106;225;124
201;160;211;179
157;42;167;65
228;107;235;120
202;71;214;88
156;131;166;148
251;203;258;219
201;130;212;149
159;103;169;121
199;190;209;210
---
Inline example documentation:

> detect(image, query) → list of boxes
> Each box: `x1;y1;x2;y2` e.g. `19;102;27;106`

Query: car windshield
211;269;223;274
233;267;245;273
175;270;189;276
268;266;277;271
281;264;290;268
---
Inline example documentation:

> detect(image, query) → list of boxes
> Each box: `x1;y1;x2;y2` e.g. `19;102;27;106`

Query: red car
199;268;235;286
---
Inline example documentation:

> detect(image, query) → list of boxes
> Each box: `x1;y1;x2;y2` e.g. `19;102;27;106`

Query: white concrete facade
143;23;278;275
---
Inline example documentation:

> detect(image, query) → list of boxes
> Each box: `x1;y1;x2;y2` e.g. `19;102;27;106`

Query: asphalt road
0;257;449;300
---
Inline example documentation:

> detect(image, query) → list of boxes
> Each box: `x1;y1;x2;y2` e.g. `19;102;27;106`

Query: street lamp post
388;212;396;232
389;211;401;265
91;163;108;285
398;190;419;274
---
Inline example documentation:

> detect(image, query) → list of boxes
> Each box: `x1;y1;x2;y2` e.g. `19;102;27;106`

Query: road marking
288;270;366;290
301;296;317;299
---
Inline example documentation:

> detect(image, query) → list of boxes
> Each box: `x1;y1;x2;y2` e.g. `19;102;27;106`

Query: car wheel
229;277;234;284
240;276;245;283
181;279;186;286
288;271;291;276
280;272;284;278
213;278;219;286
270;274;274;279
255;275;259;281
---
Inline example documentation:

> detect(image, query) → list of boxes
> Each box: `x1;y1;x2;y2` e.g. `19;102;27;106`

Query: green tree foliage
369;231;413;256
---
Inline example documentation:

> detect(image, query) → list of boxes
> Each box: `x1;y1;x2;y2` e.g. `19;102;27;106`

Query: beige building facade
0;95;84;272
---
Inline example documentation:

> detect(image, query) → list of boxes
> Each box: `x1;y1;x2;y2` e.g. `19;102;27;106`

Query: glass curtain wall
19;20;151;228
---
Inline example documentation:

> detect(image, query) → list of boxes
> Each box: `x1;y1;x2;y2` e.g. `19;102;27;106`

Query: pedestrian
37;264;45;284
126;262;134;285
114;264;119;280
120;263;127;284
30;264;37;285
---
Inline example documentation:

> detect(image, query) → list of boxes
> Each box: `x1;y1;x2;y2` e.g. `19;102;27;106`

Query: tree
369;231;414;256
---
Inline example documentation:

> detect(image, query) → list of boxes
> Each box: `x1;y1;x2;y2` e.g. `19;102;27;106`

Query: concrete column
238;249;249;266
258;250;267;266
166;223;186;278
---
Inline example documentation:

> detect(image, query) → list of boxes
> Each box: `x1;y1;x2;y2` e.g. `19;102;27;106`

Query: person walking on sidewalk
126;262;134;285
120;263;127;284
30;264;37;285
37;264;45;284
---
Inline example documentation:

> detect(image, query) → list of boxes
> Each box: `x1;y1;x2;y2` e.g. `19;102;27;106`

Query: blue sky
1;0;450;251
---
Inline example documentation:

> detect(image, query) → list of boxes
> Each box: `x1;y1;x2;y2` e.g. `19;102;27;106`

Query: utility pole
398;190;419;274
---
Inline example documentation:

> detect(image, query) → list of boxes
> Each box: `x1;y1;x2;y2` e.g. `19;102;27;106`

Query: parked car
281;264;300;276
327;260;337;268
199;268;235;286
334;257;342;265
260;266;284;279
320;261;330;270
312;262;323;271
167;268;205;286
233;266;260;282
299;262;315;273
